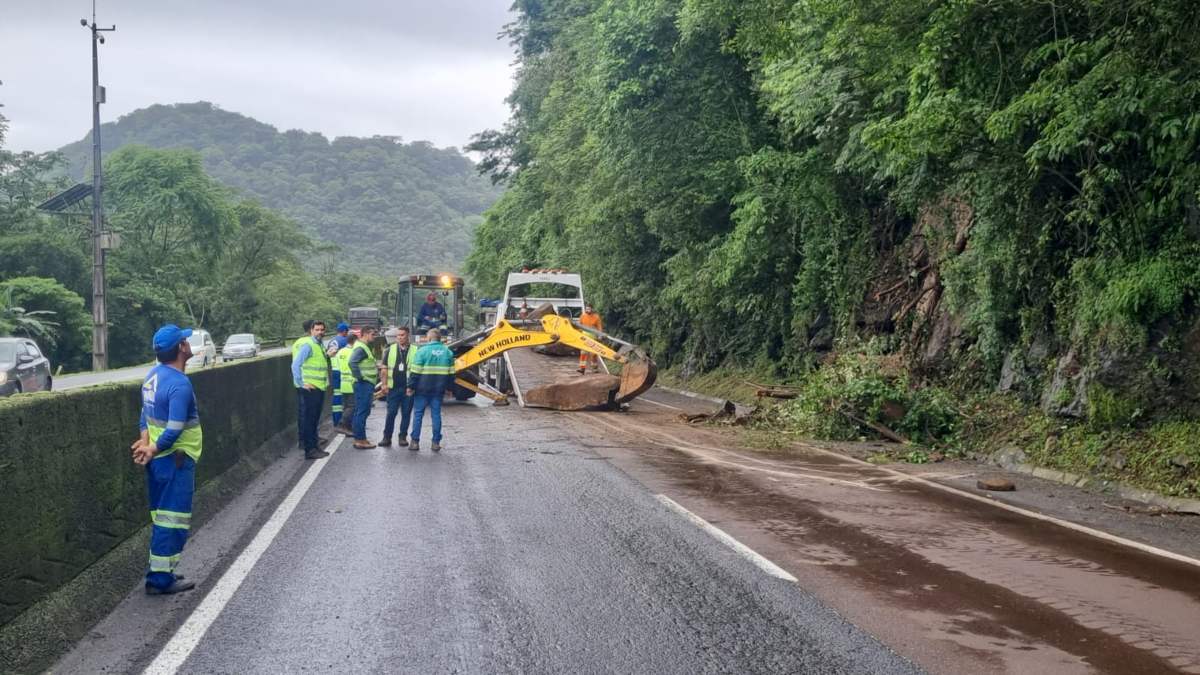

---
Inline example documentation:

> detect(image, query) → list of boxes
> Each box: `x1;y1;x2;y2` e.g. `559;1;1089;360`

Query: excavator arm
448;314;657;408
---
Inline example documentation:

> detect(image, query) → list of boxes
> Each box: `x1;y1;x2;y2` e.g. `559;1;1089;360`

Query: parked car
185;329;217;369
221;333;261;362
0;337;53;396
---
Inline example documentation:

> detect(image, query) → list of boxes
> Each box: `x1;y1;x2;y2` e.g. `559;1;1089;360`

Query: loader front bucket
616;357;657;405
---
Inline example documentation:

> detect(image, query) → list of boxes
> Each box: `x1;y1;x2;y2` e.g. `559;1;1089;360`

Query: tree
0;277;90;370
0;285;59;343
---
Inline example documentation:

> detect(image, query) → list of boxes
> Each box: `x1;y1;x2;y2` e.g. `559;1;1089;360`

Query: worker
406;328;454;452
349;325;380;449
327;322;350;428
291;320;330;460
131;324;203;595
517;299;531;321
379;326;417;448
334;331;358;435
417;292;447;334
578;302;603;374
332;322;350;349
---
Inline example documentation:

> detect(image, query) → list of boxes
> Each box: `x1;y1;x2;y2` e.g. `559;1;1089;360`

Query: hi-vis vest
385;343;417;385
353;340;378;384
336;345;356;394
292;336;329;390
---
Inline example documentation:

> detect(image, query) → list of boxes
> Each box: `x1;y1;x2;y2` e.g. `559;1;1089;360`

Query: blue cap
153;324;193;352
337;322;350;332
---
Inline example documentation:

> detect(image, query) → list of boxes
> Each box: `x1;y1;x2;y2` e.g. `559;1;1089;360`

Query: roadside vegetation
469;0;1200;500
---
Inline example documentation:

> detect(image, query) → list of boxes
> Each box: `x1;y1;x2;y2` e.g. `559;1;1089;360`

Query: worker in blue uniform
131;324;203;595
329;322;351;427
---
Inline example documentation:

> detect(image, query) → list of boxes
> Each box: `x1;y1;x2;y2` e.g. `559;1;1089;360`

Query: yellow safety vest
291;336;329;390
353;340;378;384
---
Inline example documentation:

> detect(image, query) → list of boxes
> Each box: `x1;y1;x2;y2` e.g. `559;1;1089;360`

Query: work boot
409;440;420;452
305;449;330;460
377;437;392;447
431;442;442;453
353;440;376;450
397;438;409;448
146;579;196;595
577;367;586;375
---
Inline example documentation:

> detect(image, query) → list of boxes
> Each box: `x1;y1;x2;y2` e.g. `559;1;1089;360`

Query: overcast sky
0;0;516;152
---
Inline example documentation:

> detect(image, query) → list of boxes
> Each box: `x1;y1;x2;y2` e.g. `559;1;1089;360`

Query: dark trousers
297;387;325;451
352;381;375;441
381;387;414;441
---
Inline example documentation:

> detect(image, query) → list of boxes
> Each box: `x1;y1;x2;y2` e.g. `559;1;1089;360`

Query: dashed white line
144;434;345;674
656;494;797;583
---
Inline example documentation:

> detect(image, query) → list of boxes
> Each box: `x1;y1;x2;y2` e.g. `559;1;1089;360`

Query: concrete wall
0;355;296;628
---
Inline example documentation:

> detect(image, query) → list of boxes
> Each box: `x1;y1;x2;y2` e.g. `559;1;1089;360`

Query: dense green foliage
468;0;1200;403
0;111;389;369
56;102;503;271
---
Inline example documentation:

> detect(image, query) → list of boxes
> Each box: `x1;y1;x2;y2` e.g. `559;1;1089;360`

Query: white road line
143;434;345;674
639;397;683;411
594;414;1200;571
793;441;1200;571
656;494;797;583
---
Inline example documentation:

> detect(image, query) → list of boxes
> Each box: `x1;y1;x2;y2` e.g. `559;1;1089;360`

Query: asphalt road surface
53;347;290;391
55;386;1200;674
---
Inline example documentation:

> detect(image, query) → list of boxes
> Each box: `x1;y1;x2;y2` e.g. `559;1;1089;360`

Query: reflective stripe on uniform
151;509;192;530
148;553;180;573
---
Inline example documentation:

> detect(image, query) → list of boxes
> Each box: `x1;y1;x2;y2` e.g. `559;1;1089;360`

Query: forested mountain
57;102;503;270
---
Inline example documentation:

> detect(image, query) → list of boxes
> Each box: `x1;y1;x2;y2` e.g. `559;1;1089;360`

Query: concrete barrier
0;354;296;629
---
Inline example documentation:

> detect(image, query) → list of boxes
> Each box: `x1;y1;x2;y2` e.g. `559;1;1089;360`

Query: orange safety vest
580;311;603;332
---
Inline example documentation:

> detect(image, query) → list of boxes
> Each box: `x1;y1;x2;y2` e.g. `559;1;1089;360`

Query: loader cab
396;273;465;342
498;270;586;325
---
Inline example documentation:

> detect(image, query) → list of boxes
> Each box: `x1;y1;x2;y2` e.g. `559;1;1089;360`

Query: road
53;347;290;391
56;387;1200;674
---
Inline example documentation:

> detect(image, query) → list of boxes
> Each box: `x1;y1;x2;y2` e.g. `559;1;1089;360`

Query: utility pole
82;4;115;371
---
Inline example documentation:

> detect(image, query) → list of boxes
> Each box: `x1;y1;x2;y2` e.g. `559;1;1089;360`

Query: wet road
55;387;1200;674
60;395;915;674
580;397;1200;674
54;347;290;391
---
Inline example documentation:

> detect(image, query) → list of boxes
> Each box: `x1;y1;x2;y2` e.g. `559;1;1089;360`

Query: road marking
639;397;683;411
143;434;345;674
655;494;797;583
587;414;887;491
793;441;1200;571
591;413;1200;571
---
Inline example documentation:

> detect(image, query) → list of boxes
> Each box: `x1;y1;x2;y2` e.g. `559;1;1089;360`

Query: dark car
0;337;53;396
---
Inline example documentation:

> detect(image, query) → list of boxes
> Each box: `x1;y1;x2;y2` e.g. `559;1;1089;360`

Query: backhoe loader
446;308;657;411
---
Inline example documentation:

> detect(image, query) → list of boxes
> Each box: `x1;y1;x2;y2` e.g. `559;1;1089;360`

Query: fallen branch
836;407;911;445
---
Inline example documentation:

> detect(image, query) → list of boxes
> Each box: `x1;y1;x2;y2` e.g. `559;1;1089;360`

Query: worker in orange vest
578;302;603;374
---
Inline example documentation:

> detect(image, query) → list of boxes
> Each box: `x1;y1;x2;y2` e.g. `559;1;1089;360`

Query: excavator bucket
616;357;657;405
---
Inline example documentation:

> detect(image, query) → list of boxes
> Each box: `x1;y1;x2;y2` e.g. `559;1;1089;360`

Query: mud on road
581;391;1200;675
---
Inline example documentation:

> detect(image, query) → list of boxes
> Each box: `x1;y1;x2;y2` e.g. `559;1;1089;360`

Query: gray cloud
0;0;516;152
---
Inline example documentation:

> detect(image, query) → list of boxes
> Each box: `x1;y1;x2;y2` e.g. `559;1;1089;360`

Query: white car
185;329;217;369
221;333;261;362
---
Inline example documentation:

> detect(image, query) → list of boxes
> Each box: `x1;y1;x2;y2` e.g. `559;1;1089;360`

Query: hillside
57;102;502;271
